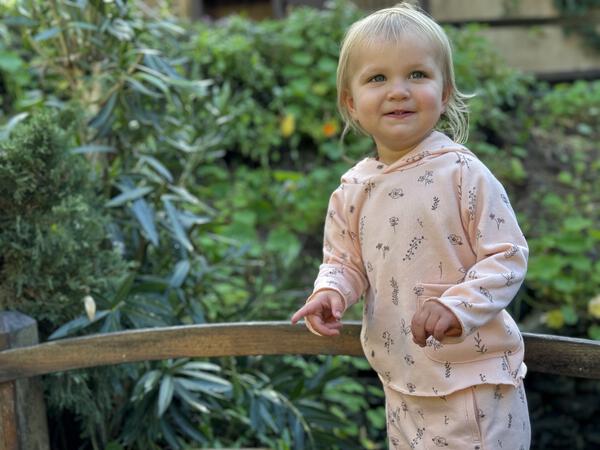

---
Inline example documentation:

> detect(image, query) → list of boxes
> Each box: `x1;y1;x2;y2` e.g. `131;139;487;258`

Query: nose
387;79;409;100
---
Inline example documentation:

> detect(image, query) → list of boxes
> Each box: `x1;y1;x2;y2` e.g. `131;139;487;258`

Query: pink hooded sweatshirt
308;131;528;396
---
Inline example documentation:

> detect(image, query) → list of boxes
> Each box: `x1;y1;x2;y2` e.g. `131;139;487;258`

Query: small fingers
290;302;320;324
411;311;429;347
307;315;343;336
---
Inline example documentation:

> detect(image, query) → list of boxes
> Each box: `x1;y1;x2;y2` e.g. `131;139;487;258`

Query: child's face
343;34;448;164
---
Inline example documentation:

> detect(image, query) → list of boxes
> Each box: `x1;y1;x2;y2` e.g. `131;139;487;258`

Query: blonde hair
336;3;472;144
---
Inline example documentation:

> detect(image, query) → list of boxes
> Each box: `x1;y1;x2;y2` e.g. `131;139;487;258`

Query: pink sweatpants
384;380;530;450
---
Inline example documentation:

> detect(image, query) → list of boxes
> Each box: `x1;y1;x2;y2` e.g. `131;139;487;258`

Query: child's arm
419;157;528;342
291;186;368;336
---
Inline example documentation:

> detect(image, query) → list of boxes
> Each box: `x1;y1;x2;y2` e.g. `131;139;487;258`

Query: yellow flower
322;120;338;138
280;114;295;137
588;295;600;319
544;309;564;329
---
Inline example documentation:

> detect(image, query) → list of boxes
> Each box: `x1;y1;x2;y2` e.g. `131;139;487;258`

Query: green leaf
106;186;153;207
47;310;110;340
33;27;60;41
163;197;193;252
70;144;116;154
560;305;578;325
0;51;24;72
169;260;190;288
131;198;159;246
588;324;600;340
140;155;173;182
89;92;117;132
158;375;174;417
112;273;136;307
126;76;162;98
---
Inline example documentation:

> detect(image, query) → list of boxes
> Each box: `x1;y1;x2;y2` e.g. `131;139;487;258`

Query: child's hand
411;301;461;347
290;290;345;337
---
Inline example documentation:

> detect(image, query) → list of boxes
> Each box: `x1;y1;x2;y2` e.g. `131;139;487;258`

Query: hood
342;131;475;183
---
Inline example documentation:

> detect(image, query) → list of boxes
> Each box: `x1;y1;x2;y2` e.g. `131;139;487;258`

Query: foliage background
0;0;599;449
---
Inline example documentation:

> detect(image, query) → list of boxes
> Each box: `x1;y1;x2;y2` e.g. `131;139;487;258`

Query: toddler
291;3;531;449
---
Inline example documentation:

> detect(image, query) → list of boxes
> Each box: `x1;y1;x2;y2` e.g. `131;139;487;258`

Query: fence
1;311;600;449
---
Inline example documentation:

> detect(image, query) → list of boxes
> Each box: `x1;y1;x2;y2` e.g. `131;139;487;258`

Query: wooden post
0;312;49;450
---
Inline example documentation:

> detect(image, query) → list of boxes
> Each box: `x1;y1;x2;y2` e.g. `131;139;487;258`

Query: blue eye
369;74;386;82
409;71;426;79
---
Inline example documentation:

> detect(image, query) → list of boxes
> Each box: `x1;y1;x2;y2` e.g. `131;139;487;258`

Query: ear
441;85;451;113
342;89;358;120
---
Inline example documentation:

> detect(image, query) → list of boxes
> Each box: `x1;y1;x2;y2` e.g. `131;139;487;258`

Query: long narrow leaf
70;144;115;154
158;375;174;417
162;197;193;252
169;260;190;288
48;310;110;340
131;198;159;246
89;92;117;131
140;155;173;182
106;186;153;207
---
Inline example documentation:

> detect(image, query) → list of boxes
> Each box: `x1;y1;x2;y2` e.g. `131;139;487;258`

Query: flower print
431;196;440;210
508;413;513;429
432;436;449;447
367;261;373;272
455;153;472;168
390;277;399;305
504;245;518;258
468;187;477;221
349;230;358;241
400;319;412;335
363;180;375;197
476;228;483;242
404;354;415;365
460;300;473;309
416;218;424;228
384;371;392;383
389;216;399;232
503;271;516;286
474;332;488;353
494;385;504;400
489;213;505;230
501;193;511;207
413;286;424;297
480;287;493;302
349;205;355;214
328;209;335;220
409;427;425;449
447;234;463;245
383;330;394;354
479;373;487;382
377;164;384;170
388;187;404;199
403;235;425;261
417;170;434;186
406;383;416;393
359;216;366;244
444;361;452;378
467;270;478;280
438;261;443;278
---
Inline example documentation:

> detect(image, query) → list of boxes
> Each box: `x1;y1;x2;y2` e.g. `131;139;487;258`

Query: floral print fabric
308;131;529;396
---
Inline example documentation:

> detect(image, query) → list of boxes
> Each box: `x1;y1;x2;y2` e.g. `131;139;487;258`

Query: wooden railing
1;311;600;449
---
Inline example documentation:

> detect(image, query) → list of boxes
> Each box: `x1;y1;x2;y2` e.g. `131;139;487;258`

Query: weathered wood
0;312;49;450
0;321;599;383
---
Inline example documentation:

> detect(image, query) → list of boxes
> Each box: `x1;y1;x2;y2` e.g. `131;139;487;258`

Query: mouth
384;110;414;118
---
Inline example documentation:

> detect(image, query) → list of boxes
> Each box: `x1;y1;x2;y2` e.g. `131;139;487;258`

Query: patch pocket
416;282;523;364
